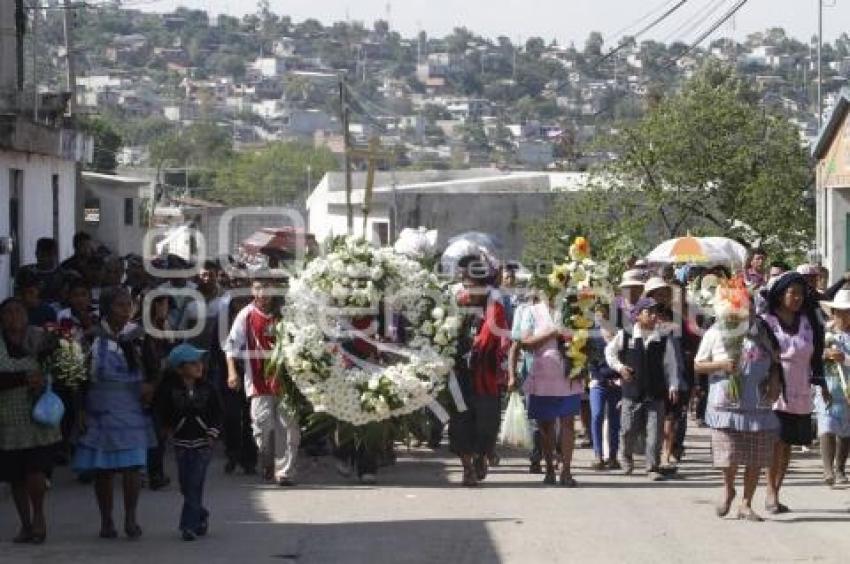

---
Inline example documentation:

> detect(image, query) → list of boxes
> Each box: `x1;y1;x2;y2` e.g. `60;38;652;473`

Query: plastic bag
32;378;65;427
499;392;533;449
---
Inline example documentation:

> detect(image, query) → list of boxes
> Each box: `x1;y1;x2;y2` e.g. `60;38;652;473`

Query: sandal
715;488;737;518
124;523;143;540
764;501;790;515
737;508;764;522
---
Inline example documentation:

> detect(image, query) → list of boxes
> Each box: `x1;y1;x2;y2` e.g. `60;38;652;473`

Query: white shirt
604;325;681;392
223;303;272;397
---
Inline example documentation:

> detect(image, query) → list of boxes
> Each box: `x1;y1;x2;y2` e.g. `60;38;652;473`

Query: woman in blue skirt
74;287;155;539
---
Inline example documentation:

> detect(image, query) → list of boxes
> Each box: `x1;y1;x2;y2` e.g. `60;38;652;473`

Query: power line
603;0;680;44
597;0;690;66
660;0;731;45
664;0;751;69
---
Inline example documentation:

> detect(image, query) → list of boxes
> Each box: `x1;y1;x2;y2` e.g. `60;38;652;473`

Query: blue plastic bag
32;377;65;427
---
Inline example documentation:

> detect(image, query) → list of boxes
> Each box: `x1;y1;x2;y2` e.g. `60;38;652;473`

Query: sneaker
181;530;197;542
360;473;377;485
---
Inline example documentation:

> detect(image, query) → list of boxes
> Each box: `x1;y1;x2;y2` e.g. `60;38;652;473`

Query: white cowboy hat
821;289;850;311
643;276;670;296
619;269;645;288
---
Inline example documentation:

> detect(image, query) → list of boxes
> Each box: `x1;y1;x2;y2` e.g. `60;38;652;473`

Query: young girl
155;344;222;541
817;290;850;486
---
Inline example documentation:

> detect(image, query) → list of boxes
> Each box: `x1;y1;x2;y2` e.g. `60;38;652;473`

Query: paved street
3;426;850;564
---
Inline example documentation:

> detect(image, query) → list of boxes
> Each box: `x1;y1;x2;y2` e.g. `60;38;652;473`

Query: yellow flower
569;236;590;261
548;263;570;290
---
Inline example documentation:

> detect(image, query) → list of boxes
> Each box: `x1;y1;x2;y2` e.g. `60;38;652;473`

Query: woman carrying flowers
695;278;783;521
513;270;584;487
449;255;509;487
816;289;850;485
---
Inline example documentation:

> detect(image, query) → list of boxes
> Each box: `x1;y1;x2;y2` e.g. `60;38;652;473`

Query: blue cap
167;343;207;368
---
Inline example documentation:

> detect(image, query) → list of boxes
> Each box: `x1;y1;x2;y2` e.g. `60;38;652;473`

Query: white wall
0;150;77;299
825;186;850;283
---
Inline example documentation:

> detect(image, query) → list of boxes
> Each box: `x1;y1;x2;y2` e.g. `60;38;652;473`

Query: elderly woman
450;255;509;487
73;287;155;539
0;298;60;544
695;279;783;521
762;272;831;514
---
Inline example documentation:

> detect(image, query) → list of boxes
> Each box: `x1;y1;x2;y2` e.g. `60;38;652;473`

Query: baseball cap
167;343;207;368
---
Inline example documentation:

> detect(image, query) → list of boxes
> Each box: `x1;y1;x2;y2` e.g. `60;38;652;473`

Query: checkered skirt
710;428;776;468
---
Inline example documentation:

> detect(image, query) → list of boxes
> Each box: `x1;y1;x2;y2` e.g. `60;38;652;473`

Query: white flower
432;307;445;321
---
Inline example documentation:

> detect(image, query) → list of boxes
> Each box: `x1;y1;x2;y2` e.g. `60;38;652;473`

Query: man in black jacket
605;298;682;481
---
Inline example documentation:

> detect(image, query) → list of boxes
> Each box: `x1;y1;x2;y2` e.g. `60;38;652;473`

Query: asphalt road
2;426;850;564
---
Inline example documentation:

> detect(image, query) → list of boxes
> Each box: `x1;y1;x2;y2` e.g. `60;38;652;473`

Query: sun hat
619;269;645;289
167;343;207;368
821;289;850;311
643;276;670;297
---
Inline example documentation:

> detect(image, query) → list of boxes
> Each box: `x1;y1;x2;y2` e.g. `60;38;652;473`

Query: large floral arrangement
713;276;750;403
40;324;87;390
549;236;610;379
272;236;460;425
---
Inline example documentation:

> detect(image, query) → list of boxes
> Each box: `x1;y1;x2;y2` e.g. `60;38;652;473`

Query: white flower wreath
276;237;460;425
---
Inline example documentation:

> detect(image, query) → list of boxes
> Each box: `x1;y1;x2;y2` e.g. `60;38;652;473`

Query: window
52;175;60;242
124;197;134;226
373;222;389;246
9;170;23;276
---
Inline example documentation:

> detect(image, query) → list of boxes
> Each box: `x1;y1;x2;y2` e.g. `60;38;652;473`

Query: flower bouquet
824;332;850;402
40;325;87;390
713;276;750;406
551;237;610;380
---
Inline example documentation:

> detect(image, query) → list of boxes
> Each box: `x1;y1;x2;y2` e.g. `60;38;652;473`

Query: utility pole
339;75;353;234
32;0;38;121
817;0;823;130
63;0;76;116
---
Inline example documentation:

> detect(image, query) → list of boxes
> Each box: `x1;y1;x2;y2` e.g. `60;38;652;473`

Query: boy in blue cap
155;343;222;541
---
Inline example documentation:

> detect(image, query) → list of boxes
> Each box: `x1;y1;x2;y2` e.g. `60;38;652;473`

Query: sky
128;0;850;47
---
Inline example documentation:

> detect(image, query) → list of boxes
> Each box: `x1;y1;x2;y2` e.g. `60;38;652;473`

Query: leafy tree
211;142;338;205
525;61;814;267
78;116;123;174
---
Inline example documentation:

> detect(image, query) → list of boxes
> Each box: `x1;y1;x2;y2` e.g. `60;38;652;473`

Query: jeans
589;385;621;461
620;398;664;471
174;447;212;533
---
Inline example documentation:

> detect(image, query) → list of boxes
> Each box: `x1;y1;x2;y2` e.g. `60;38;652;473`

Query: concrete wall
0;150;76;298
395;192;563;262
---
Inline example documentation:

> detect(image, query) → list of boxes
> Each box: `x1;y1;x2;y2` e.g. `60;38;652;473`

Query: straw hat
643;276;670;296
821;289;850;311
619;269;645;288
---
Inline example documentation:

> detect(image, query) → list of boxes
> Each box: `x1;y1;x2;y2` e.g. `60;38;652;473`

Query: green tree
79;116;123;174
525;61;814;267
211;142;338;205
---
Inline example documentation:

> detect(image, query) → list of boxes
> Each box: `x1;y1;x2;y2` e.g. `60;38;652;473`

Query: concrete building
0;2;91;299
80;172;154;257
814;90;850;281
306;169;588;261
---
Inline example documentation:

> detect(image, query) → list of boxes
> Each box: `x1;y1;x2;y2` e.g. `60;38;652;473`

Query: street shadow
242;519;509;563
